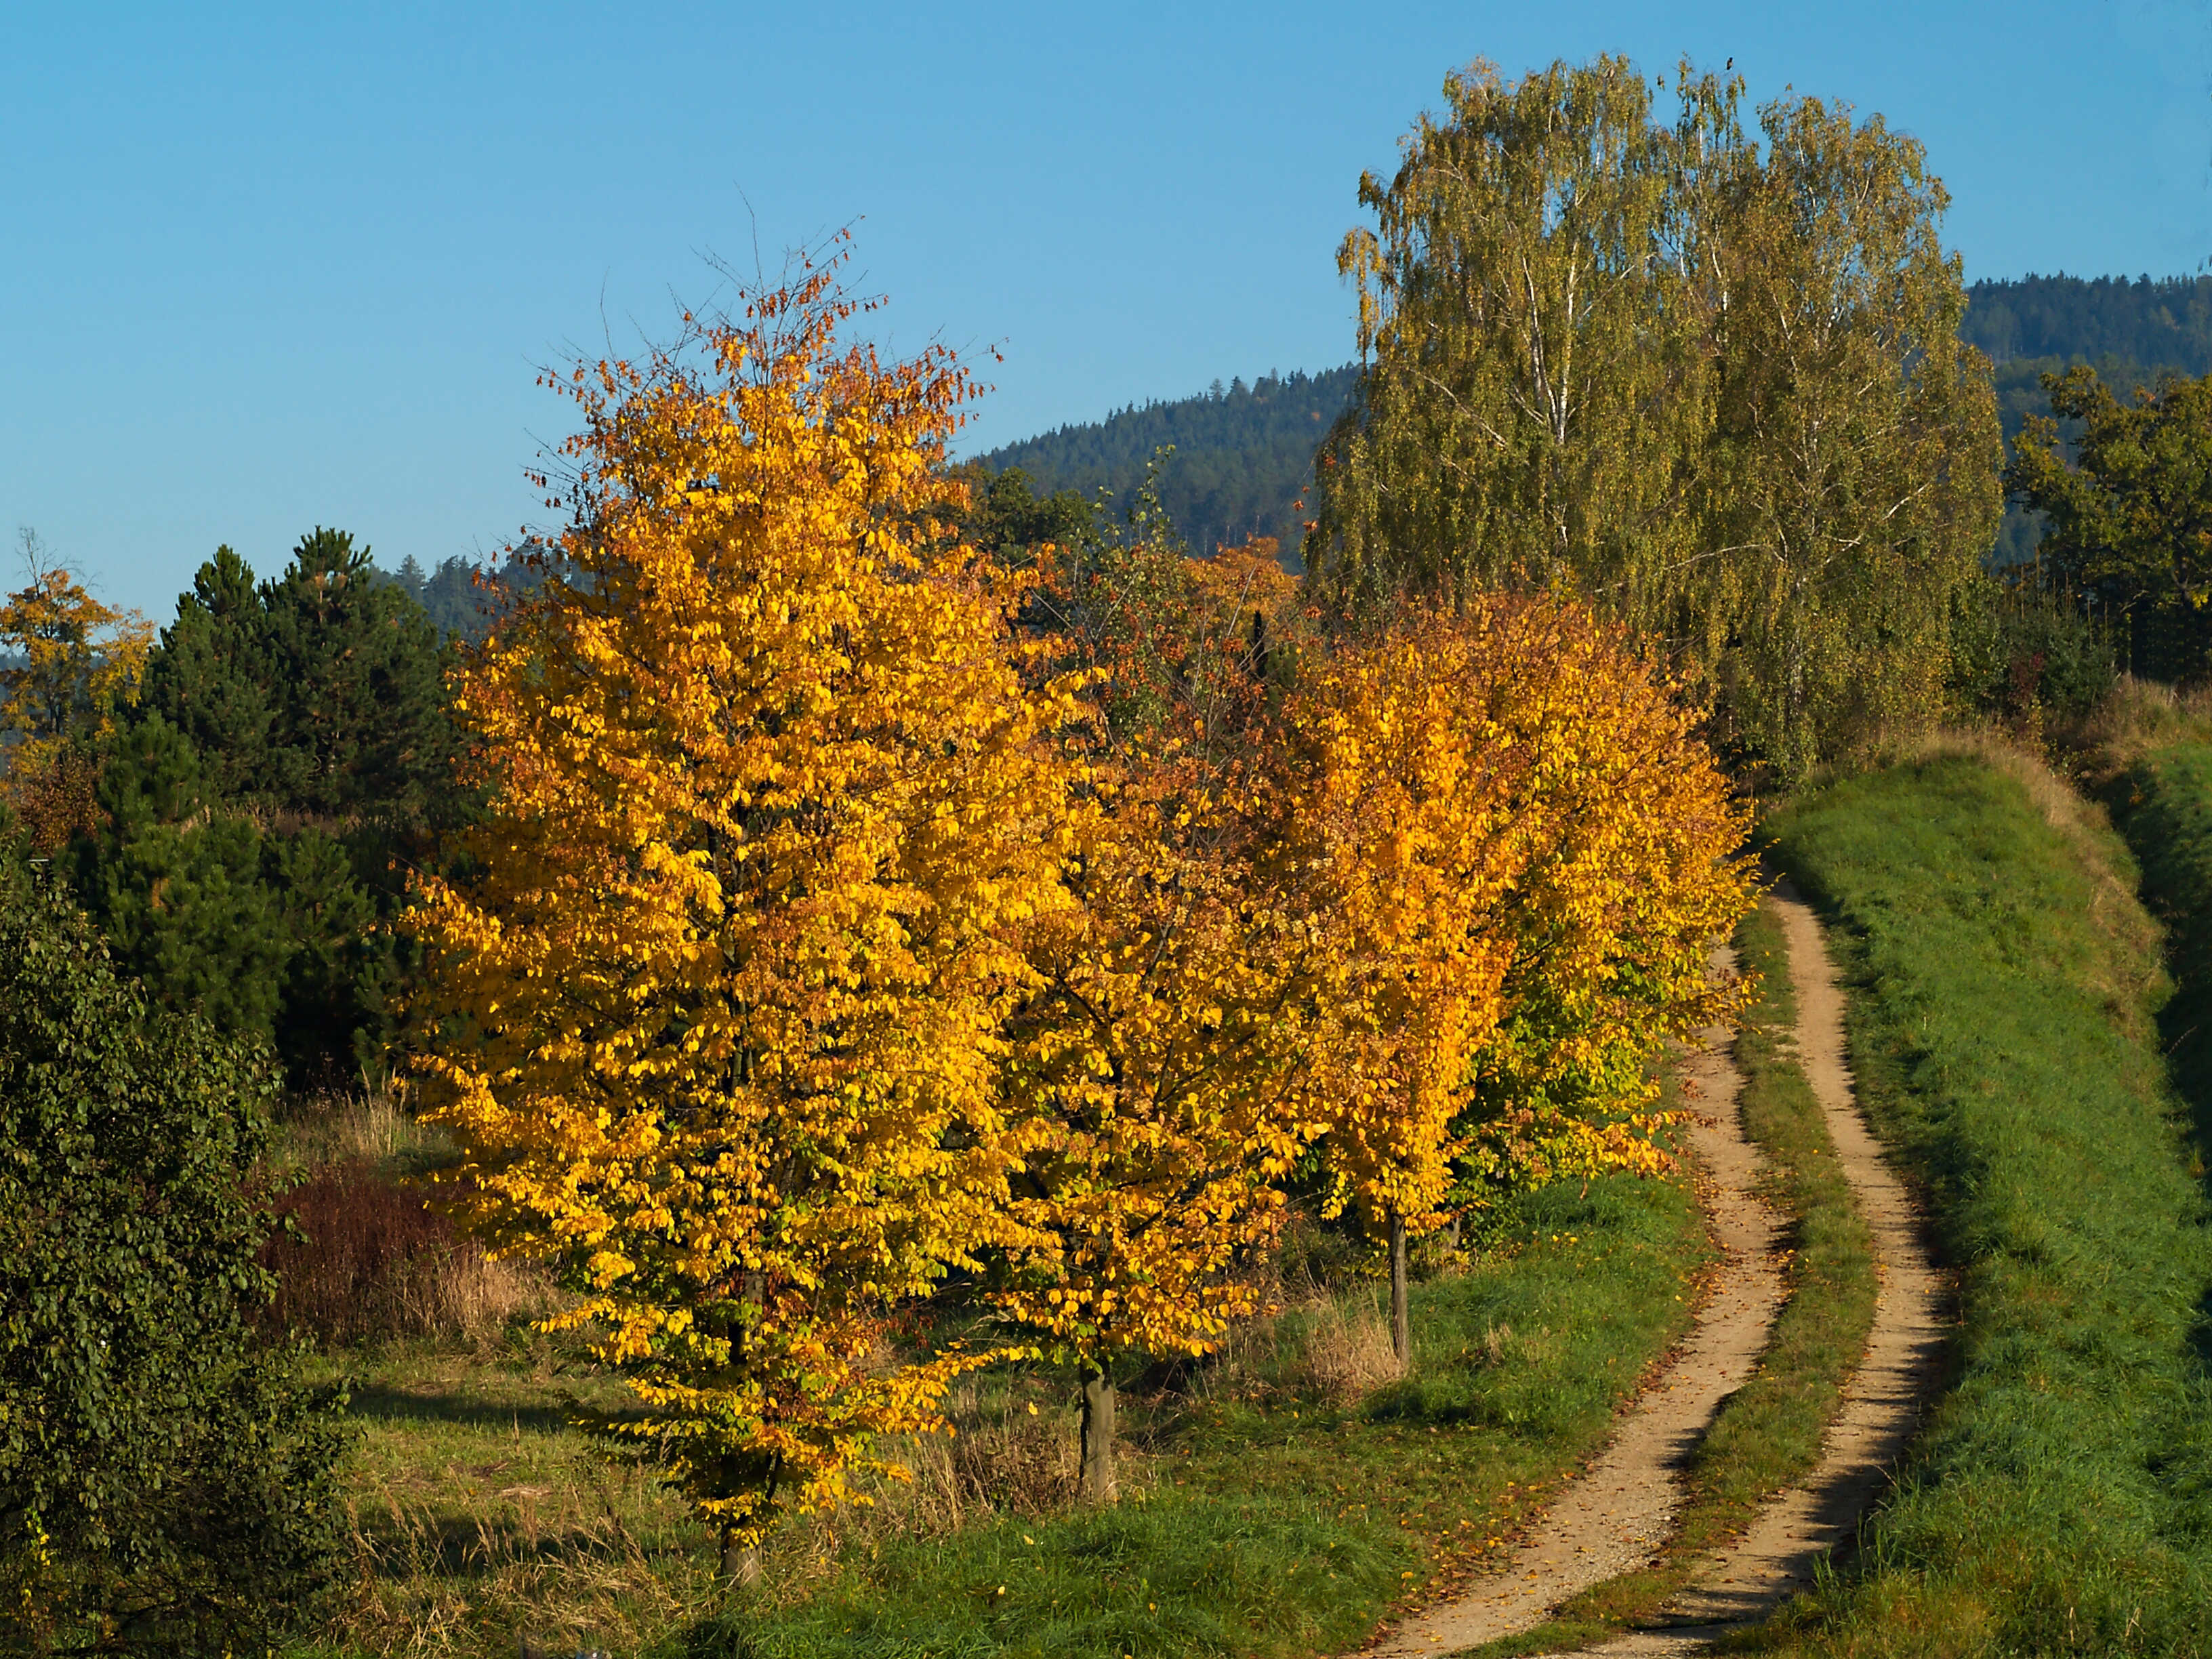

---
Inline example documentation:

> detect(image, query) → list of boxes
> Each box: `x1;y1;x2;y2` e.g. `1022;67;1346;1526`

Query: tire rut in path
1361;895;1943;1658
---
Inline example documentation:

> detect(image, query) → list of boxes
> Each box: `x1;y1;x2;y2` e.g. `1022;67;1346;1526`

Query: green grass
1755;751;2212;1656
286;1171;1709;1659
675;1172;1708;1659
1471;901;1880;1658
2110;740;2212;1150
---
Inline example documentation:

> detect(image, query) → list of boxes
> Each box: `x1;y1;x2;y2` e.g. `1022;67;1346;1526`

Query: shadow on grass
343;1382;575;1435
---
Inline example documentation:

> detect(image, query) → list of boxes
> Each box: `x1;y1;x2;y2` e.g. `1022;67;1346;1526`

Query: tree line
14;49;2203;1651
398;249;1755;1577
979;274;2212;603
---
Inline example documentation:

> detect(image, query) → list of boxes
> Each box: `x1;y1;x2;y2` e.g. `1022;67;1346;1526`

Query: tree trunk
1389;1212;1412;1372
720;1522;761;1586
1078;1364;1117;1504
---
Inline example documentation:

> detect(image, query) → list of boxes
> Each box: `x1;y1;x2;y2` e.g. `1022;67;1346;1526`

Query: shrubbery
1949;583;2119;722
0;878;346;1654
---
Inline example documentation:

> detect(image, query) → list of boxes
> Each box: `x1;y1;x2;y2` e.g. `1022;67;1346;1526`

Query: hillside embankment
1754;743;2212;1655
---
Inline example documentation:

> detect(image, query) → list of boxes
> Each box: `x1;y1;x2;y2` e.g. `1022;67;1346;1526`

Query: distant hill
980;366;1357;567
1963;274;2212;564
970;276;2212;574
1963;273;2212;375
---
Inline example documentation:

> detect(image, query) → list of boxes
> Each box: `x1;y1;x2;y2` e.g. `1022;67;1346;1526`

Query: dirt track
1361;894;1944;1658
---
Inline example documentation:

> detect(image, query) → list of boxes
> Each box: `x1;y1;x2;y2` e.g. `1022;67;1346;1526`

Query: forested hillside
1963;273;2212;373
981;276;2209;573
979;365;1355;565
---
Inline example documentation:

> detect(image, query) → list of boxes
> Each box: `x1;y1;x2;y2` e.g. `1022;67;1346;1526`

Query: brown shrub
261;1160;539;1347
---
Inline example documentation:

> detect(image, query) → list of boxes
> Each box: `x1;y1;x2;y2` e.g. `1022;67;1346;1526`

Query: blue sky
4;1;2209;615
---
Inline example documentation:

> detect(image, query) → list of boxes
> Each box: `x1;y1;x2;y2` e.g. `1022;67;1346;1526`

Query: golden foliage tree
997;520;1318;1504
1457;603;1757;1195
994;750;1315;1503
407;251;1079;1576
1279;598;1756;1368
0;533;152;851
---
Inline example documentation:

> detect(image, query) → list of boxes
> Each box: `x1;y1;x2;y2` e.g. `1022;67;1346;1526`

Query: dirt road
1364;895;1944;1657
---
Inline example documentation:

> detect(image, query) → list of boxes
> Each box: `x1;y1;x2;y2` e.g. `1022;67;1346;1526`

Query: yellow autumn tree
1277;609;1538;1368
996;523;1320;1504
1463;603;1758;1205
1280;599;1757;1370
0;531;152;851
995;745;1317;1504
406;249;1079;1578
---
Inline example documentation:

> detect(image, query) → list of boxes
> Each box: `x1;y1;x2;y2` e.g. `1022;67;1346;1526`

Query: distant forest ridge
977;274;2212;571
1961;272;2212;373
979;366;1358;567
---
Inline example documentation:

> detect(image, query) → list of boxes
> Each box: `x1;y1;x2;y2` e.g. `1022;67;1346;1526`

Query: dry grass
265;1159;550;1347
854;1387;1082;1536
279;1088;448;1174
325;1468;714;1659
263;1089;555;1349
2066;674;2212;775
1294;1290;1403;1403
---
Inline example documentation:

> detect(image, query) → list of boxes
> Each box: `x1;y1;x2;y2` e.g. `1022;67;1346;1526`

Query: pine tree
261;527;453;828
137;546;276;804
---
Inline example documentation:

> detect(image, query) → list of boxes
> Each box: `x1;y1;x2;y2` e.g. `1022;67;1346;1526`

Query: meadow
291;1144;1708;1659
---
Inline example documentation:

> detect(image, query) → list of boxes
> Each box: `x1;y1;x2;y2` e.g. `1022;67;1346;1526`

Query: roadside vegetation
1477;901;1881;1658
281;1113;1708;1659
1759;746;2212;1654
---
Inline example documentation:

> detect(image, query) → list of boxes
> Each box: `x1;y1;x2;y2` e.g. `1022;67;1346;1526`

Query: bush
1950;582;2118;720
0;879;347;1654
261;1158;540;1347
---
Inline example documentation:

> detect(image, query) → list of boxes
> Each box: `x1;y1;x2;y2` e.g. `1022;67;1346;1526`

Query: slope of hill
977;276;2208;574
1963;273;2212;375
979;366;1356;565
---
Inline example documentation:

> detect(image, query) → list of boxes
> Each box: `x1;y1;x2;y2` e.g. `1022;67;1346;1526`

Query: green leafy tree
2007;364;2212;680
0;878;346;1654
1308;56;2001;776
947;462;1106;568
1693;88;2001;773
1313;58;1702;614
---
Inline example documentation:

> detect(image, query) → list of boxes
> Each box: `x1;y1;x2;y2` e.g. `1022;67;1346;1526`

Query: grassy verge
1755;747;2212;1655
2108;737;2212;1138
1471;900;1880;1658
288;1168;1710;1658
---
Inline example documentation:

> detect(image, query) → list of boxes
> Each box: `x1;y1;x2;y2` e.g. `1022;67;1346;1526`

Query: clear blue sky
5;1;2208;616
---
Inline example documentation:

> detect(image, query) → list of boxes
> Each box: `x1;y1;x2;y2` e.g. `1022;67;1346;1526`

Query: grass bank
1478;901;1879;1658
2107;733;2212;1136
289;1167;1709;1658
1759;747;2212;1655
